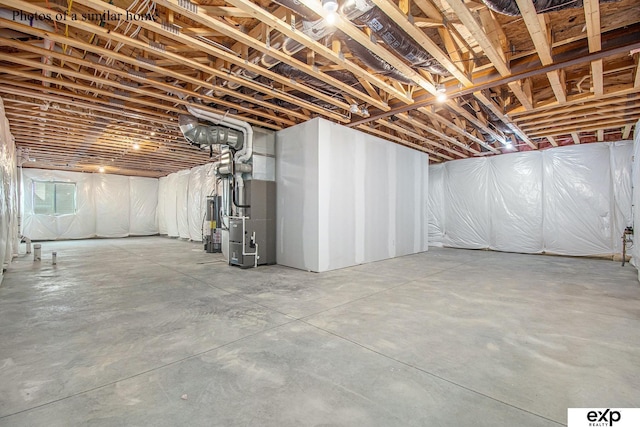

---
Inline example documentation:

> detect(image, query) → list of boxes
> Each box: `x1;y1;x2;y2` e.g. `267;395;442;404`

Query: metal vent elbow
178;114;244;151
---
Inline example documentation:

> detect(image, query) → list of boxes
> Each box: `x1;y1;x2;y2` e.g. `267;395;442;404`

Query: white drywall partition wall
157;177;168;235
430;141;632;257
277;118;429;272
188;165;204;241
428;164;445;247
542;144;612;256
164;173;179;237
21;169;158;240
489;152;543;253
276;118;320;272
22;169;96;240
129;177;159;235
443;158;490;249
176;170;191;239
95;174;130;237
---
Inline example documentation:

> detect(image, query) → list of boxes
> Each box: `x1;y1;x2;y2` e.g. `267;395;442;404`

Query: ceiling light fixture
322;0;339;24
349;103;359;114
435;83;447;103
98;166;105;173
360;106;370;118
132;143;140;150
504;140;513;149
322;0;339;13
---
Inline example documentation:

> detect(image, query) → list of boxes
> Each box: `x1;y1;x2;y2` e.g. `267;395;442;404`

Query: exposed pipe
0;9;54;87
481;0;618;16
186;105;254;217
178;114;244;154
341;35;413;84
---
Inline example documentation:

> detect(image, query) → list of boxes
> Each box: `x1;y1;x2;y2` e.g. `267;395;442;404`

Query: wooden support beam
445;0;509;76
571;132;581;144
296;0;439;95
597;129;605;141
224;0;409;107
67;0;353;119
371;0;471;85
473;91;537;149
419;107;489;149
584;0;603;94
622;124;633;139
390;116;469;158
396;113;478;155
0;9;337;122
356;125;445;160
546;136;558;146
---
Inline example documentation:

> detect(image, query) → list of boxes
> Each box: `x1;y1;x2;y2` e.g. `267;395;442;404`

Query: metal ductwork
481;0;617;16
178;114;244;152
348;6;450;75
340;35;413;84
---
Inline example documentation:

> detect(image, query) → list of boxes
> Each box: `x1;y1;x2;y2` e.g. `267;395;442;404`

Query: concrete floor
0;237;638;426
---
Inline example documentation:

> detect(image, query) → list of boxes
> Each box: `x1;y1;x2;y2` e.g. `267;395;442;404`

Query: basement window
32;181;77;215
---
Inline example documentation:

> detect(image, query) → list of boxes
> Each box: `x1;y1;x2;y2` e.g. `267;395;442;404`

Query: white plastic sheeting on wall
427;164;445;247
490;152;543;253
157;177;167;235
443;158;491;250
277;118;429;273
130;177;159;235
95;174;130;237
156;163;218;242
0;97;18;278
188;165;204;242
430;141;632;257
176;170;191;239
632;122;640;280
164;173;179;238
543;144;612;255
23;169;96;240
21;169;158;240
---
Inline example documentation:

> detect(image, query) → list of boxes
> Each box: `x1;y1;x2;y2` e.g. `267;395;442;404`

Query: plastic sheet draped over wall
129;177;159;235
21;169;158;240
176;170;191;239
543;144;612;255
430;141;632;257
95;174;130;237
490;152;543;253
155;162;219;242
163;173;179;238
277;118;429;273
632;122;640;280
22;169;96;240
443;158;491;249
157;177;167;235
427;164;445;246
0;97;18;277
188;165;205;242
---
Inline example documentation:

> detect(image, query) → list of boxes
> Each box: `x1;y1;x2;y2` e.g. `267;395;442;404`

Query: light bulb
325;11;337;25
436;92;447;103
98;166;105;173
132;143;140;150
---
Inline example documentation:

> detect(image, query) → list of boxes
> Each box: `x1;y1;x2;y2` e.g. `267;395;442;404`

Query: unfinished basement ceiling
0;0;638;177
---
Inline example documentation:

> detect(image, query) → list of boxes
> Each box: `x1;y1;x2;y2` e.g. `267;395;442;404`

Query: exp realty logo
568;408;640;427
